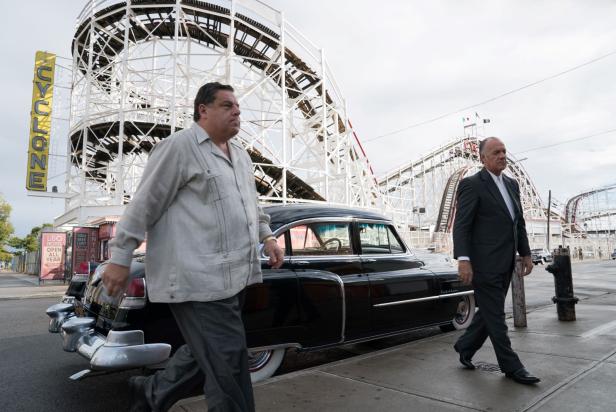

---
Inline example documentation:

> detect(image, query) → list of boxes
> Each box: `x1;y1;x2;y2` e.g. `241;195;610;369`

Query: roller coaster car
46;205;475;383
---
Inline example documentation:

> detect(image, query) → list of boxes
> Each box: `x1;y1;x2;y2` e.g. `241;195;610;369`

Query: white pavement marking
581;320;616;339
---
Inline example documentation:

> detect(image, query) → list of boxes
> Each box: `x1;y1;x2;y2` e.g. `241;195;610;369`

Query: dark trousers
454;270;523;373
144;291;255;412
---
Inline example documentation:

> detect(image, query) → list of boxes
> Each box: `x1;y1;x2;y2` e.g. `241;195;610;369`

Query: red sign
98;223;115;239
40;232;67;280
72;227;99;274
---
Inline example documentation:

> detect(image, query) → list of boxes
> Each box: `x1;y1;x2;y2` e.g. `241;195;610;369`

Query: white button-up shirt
110;123;273;302
487;170;515;220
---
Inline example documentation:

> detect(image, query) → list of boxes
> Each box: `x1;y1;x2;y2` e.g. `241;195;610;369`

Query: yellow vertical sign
27;51;56;191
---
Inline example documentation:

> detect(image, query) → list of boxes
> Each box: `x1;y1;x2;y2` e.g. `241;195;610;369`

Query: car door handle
364;259;376;263
295;261;310;265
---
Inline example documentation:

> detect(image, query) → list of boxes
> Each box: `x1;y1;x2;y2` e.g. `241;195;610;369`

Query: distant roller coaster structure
564;183;616;255
565;183;616;231
55;0;380;225
377;133;550;249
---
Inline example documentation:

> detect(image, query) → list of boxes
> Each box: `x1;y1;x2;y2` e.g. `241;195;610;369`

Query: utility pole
547;190;551;251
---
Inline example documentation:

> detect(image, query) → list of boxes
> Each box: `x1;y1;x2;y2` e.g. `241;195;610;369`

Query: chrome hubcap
248;350;272;372
454;297;470;325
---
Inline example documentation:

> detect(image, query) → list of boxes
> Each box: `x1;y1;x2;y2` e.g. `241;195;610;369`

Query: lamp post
413;207;426;230
547;190;551;252
584;222;588;259
413;206;426;247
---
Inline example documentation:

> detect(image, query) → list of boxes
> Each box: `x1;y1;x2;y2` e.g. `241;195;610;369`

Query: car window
288;223;352;256
359;223;404;254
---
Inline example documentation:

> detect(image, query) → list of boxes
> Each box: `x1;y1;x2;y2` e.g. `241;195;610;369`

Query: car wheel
248;348;286;383
440;294;476;332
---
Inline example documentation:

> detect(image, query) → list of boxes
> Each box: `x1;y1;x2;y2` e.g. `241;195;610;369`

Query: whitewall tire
452;294;475;330
248;348;286;383
440;294;476;332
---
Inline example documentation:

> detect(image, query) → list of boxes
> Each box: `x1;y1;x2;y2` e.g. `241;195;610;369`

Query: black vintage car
46;205;475;382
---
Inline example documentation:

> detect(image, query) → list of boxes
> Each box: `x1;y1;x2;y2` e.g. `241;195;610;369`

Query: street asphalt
2;259;616;411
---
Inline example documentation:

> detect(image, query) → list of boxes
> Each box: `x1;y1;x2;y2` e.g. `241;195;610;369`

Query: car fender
244;268;345;349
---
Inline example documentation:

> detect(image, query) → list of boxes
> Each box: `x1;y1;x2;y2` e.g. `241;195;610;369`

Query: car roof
263;204;390;225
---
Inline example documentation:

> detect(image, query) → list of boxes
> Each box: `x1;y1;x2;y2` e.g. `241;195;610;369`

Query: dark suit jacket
453;168;531;273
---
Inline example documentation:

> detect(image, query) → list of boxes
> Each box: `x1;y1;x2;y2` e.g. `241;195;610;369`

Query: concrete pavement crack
520;347;616;412
318;369;485;411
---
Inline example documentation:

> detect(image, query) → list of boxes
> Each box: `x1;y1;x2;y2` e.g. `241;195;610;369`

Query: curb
0;291;66;301
0;285;67;301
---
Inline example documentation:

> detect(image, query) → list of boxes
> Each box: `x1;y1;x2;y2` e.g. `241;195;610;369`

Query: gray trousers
144;291;255;412
454;270;523;374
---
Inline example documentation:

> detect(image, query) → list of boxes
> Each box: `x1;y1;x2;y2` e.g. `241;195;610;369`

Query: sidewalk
0;271;67;300
173;284;616;411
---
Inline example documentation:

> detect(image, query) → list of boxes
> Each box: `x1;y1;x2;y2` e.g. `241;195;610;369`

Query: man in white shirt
103;82;284;411
452;137;539;385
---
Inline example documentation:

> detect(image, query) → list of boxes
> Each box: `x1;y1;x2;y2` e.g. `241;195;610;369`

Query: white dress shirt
487;170;515;220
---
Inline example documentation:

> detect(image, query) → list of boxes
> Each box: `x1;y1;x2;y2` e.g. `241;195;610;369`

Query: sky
1;0;615;236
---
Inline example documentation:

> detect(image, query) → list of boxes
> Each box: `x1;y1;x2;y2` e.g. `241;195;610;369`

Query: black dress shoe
505;368;541;385
129;376;152;412
454;344;475;369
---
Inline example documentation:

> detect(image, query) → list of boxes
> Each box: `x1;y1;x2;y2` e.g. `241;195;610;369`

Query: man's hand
458;260;474;285
263;239;284;269
521;255;534;276
102;263;130;297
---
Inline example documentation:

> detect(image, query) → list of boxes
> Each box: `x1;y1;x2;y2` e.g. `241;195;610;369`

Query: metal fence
11;252;40;275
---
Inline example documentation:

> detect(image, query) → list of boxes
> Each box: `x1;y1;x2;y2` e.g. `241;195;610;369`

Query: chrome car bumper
46;303;171;371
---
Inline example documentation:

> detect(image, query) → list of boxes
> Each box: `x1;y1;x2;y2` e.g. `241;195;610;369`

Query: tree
9;223;53;255
26;224;53;252
7;236;27;255
0;195;14;262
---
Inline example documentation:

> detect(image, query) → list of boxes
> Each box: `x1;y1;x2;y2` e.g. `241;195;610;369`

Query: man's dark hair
193;82;235;122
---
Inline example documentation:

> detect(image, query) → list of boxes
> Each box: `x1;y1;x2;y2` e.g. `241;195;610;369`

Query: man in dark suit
452;137;540;385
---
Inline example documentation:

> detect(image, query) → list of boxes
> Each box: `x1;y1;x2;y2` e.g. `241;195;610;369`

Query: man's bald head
479;137;507;175
479;137;503;156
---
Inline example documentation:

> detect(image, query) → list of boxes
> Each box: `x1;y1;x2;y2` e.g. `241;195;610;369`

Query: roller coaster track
378;136;545;234
73;0;333;114
70;121;324;200
565;183;616;229
434;166;472;232
69;0;357;202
